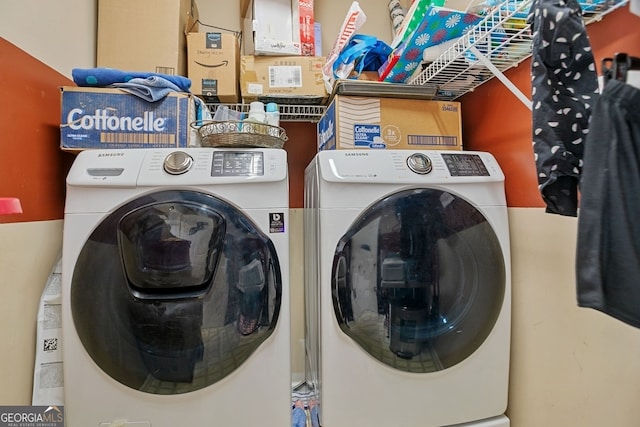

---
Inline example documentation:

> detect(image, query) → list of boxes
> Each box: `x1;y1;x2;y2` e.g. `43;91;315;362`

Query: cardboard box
240;55;327;104
317;95;462;151
97;0;199;76
242;0;315;56
187;32;240;103
243;0;301;55
60;86;196;151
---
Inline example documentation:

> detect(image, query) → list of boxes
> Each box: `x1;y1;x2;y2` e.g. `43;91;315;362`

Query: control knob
406;153;433;174
163;151;193;175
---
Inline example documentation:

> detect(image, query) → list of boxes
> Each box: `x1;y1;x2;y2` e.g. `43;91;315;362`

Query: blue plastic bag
334;34;393;79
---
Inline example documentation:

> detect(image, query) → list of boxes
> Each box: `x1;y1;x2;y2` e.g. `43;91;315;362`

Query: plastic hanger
601;52;640;86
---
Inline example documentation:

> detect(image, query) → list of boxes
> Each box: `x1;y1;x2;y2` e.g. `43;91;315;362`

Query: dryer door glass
331;188;505;372
70;190;282;394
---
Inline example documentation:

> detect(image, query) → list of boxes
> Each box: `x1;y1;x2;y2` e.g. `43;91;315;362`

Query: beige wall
0;1;96;78
0;220;63;404
2;1;640;426
508;209;640;425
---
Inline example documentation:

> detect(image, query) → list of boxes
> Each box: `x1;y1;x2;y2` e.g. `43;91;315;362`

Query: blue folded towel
110;76;183;102
72;68;191;92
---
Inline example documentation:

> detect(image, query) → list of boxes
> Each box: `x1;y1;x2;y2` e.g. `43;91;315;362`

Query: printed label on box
202;79;218;96
382;125;402;147
247;83;264;95
353;124;381;147
407;134;459;147
318;101;336;150
268;66;303;88
206;32;222;49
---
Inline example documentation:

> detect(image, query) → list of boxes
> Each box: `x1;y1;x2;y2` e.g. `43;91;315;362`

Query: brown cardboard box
318;95;463;151
97;0;199;76
240;55;327;104
187;32;240;103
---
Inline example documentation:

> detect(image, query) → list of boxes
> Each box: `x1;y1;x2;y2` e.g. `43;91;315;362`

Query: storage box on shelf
408;0;630;103
187;32;240;103
242;0;315;56
97;0;199;76
240;55;328;104
317;95;463;151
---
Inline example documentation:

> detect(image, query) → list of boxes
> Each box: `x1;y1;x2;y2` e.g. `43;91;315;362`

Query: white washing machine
304;150;511;427
62;148;290;426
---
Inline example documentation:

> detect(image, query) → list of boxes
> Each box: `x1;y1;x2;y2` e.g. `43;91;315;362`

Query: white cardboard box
243;0;307;55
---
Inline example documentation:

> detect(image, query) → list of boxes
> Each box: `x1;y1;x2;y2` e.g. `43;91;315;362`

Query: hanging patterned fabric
527;0;599;216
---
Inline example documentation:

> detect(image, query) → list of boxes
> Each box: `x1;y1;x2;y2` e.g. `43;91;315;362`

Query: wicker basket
192;120;288;149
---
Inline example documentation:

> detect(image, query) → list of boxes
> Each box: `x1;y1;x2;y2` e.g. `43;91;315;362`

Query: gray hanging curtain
576;79;640;328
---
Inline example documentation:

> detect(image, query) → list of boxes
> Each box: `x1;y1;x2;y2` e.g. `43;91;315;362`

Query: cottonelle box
97;0;199;76
187;32;240;103
317;95;463;151
60;86;196;152
240;55;327;104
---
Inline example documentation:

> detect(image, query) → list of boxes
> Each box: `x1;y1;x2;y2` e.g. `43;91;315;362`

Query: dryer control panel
440;153;490;177
317;149;503;184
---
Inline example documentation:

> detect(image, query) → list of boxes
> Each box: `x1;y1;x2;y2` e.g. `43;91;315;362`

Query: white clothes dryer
304;150;511;427
62;148;290;427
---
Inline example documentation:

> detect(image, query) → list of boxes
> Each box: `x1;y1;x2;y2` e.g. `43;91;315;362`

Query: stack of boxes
315;0;465;152
60;0;200;151
238;0;327;105
59;0;465;153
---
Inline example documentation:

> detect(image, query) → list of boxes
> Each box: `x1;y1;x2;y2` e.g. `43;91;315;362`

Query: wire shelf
408;0;629;101
206;103;326;123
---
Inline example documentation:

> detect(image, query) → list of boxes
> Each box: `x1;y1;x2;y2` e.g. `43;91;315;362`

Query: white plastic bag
321;1;367;93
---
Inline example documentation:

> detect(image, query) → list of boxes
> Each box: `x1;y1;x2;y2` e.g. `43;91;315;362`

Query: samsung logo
345;152;369;156
97;152;125;157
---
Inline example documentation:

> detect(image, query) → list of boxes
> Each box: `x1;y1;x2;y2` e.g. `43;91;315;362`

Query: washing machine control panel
163;151;194;175
211;151;264;176
66;148;287;190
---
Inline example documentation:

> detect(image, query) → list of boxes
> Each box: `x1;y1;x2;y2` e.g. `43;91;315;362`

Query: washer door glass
71;190;282;394
331;188;505;372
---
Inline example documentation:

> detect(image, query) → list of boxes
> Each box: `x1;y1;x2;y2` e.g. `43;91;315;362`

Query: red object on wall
0;38;76;224
0;198;23;215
